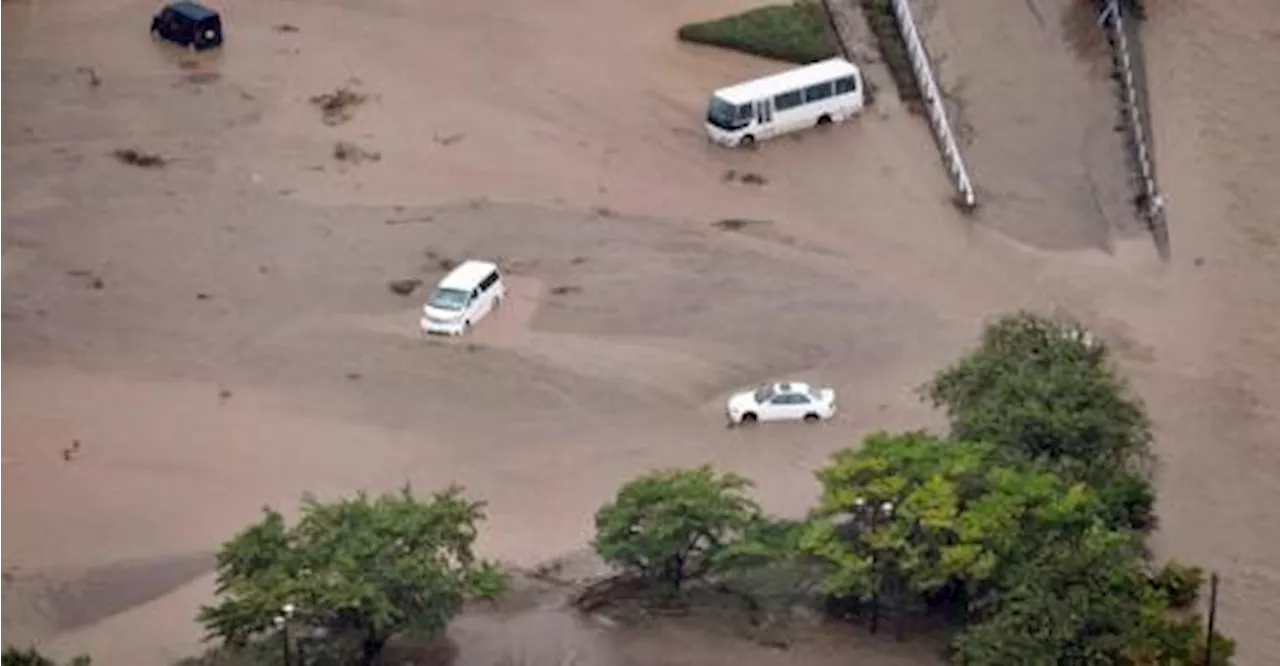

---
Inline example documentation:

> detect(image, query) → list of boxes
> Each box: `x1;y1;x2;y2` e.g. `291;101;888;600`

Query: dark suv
151;2;223;51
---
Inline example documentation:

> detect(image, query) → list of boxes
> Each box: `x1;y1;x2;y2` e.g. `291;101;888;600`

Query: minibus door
756;99;773;137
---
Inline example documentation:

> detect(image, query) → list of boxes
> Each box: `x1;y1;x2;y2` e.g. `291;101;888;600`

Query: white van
704;58;865;148
419;259;506;336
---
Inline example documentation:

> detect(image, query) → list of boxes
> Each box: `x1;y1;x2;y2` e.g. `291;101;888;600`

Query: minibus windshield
707;97;749;131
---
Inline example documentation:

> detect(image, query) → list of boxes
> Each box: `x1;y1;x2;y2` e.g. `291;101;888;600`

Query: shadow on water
386;575;946;666
1;551;217;642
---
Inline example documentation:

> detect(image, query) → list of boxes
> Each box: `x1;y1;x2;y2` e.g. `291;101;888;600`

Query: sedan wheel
740;412;758;425
803;413;821;423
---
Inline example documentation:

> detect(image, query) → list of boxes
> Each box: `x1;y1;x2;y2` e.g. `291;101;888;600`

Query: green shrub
1150;560;1206;610
677;2;839;65
1;647;90;666
1096;470;1158;533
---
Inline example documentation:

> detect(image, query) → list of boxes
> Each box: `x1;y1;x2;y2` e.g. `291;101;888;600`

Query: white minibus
704;58;866;148
420;259;506;336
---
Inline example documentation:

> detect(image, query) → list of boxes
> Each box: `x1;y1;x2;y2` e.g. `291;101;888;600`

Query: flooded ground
4;0;1279;664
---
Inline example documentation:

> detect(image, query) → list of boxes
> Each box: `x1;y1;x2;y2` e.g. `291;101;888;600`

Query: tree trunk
663;554;685;592
359;632;387;666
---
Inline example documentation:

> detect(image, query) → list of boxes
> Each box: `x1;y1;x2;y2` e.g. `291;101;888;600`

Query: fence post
1205;572;1219;666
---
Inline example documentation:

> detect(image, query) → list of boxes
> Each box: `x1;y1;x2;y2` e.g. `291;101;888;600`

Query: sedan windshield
753;385;776;403
426;287;469;311
707;96;750;131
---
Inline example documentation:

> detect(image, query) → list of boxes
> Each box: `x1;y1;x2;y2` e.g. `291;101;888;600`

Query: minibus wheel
738;134;755;148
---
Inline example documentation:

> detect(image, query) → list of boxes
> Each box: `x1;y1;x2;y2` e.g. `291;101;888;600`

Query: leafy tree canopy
198;485;506;666
593;466;761;592
925;311;1153;479
802;432;1105;604
953;526;1234;666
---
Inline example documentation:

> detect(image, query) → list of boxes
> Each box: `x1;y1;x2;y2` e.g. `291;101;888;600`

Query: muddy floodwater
5;0;1280;664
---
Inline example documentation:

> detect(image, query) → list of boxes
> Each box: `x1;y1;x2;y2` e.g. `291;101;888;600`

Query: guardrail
888;0;977;210
1098;0;1169;259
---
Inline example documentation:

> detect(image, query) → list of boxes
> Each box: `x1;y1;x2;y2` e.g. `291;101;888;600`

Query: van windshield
427;287;470;311
707;97;750;131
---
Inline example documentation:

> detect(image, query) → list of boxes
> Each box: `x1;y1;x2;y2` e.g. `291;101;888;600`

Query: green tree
593;466;761;592
802;432;1106;613
953;526;1151;666
1;648;90;666
953;527;1234;666
926;311;1152;476
925;311;1157;533
198;485;506;666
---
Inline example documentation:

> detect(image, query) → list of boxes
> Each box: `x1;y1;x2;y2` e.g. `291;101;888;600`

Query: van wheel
816;115;832;126
740;412;758;425
804;413;821;423
738;134;755;148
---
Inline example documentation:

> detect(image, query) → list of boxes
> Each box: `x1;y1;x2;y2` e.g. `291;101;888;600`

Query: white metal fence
889;0;976;209
1099;0;1168;258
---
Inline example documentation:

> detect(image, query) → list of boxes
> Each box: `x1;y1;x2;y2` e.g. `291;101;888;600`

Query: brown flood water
4;0;1279;664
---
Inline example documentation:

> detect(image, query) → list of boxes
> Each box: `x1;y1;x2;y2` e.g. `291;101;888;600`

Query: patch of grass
678;2;839;65
857;0;921;107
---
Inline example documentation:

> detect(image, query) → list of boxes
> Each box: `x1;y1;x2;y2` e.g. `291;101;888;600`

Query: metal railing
888;0;977;210
1099;0;1169;259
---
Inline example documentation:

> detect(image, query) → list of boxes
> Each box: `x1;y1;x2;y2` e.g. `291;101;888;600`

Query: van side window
804;82;833;102
774;90;804;111
737;104;754;121
835;76;858;94
477;271;498;291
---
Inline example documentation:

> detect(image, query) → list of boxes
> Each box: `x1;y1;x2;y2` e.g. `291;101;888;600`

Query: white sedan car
726;381;837;426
